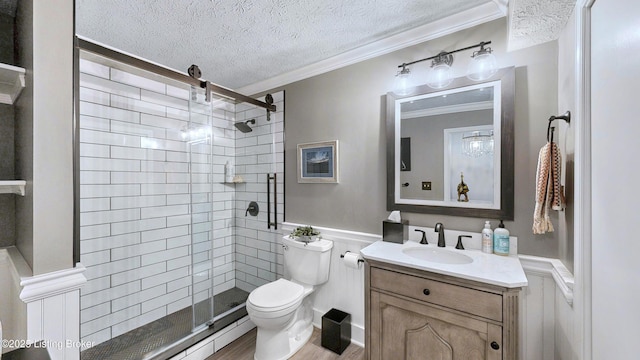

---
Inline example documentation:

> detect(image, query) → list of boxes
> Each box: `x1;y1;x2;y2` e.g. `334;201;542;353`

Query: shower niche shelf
0;180;26;196
220;176;245;184
0;63;26;105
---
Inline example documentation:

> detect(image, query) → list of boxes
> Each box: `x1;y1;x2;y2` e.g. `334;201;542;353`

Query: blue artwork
302;146;334;178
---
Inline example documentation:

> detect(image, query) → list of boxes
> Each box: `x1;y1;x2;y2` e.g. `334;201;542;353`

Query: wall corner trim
19;263;87;303
519;255;574;305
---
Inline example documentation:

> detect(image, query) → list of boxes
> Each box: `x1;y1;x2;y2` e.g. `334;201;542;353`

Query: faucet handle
415;229;428;244
456;235;472;250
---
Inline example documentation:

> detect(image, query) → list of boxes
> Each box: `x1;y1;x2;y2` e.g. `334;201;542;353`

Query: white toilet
246;236;333;360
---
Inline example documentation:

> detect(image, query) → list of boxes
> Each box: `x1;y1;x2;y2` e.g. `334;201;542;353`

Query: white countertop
360;239;528;288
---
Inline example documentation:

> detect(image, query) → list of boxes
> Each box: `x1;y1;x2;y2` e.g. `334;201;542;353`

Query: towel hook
547;111;571;142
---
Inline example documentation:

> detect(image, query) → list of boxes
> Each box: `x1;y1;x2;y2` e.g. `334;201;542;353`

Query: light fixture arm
397;41;492;69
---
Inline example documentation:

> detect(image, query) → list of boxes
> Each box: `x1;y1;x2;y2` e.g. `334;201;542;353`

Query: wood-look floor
207;327;364;360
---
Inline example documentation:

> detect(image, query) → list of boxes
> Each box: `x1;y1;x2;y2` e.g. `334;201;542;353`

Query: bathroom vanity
361;240;527;360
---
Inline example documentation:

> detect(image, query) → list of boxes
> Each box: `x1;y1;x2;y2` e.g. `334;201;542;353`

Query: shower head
234;119;255;133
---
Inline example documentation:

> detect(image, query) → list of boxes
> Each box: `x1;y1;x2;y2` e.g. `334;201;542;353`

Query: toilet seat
247;279;304;314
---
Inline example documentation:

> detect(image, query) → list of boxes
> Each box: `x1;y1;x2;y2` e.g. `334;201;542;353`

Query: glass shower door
186;86;215;330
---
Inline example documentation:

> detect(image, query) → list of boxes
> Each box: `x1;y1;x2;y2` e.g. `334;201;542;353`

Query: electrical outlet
422;181;432;190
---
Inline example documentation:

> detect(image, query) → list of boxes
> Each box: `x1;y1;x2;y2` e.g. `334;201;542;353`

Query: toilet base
253;324;313;360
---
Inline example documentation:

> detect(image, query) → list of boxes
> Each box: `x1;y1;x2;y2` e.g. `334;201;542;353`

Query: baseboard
312;308;365;348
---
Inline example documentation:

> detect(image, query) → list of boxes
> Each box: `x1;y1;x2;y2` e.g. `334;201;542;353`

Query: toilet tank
282;236;333;286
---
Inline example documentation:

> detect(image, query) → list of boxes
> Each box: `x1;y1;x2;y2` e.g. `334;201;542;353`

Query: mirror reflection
398;84;500;209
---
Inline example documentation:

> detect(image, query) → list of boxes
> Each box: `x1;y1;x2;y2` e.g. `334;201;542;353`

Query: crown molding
238;2;506;96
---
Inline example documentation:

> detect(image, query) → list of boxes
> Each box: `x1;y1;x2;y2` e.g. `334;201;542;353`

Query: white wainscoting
19;263;87;360
519;255;575;360
282;223;576;358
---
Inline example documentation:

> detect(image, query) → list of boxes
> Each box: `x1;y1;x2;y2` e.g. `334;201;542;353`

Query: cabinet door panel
371;291;501;360
406;323;453;359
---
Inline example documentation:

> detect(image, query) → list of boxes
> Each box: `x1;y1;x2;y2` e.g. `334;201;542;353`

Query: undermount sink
402;247;473;265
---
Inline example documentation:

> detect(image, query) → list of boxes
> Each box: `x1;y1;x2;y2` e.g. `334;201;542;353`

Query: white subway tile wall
78;58;285;348
233;94;285;293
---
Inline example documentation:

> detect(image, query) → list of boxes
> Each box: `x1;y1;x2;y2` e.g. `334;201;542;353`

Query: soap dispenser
481;221;493;254
493;220;510;256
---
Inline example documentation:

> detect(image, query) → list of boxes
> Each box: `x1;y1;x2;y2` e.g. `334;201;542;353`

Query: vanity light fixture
462;130;494;158
395;41;496;91
466;42;498;81
426;52;454;89
393;64;414;96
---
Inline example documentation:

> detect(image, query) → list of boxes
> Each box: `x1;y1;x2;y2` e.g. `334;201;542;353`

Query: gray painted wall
0;103;16;247
0;13;13;64
0;13;15;247
556;11;576;273
265;18;565;258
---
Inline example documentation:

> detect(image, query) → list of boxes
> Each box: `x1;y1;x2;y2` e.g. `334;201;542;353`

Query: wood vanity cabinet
364;260;520;360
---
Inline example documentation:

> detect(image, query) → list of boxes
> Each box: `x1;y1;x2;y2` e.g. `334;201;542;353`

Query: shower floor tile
81;287;249;360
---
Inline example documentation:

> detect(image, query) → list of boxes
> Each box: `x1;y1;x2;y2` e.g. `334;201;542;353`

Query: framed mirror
386;67;514;219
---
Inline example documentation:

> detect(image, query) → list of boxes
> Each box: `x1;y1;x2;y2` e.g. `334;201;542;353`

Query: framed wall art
297;140;338;183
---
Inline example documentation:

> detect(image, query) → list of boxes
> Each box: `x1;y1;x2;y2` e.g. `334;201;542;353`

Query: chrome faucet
434;223;445;247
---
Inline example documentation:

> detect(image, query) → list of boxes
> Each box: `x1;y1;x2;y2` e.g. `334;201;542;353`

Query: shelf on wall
220;176;245;184
0;180;26;196
0;63;26;105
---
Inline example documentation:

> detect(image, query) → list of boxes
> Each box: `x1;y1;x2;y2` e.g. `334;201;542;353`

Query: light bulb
393;66;413;96
467;47;497;81
426;63;452;89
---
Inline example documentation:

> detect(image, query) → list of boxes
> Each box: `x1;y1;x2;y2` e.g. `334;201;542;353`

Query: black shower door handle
267;173;278;229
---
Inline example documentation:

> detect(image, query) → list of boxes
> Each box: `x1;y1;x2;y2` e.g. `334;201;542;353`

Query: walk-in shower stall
75;40;284;359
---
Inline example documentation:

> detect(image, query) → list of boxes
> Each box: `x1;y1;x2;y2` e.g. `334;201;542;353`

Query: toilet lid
248;279;304;311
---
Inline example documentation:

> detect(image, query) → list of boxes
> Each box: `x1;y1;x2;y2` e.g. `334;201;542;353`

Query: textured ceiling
508;0;575;51
76;0;492;90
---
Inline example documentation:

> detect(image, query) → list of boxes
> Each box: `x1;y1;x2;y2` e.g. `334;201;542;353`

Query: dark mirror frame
386;66;515;220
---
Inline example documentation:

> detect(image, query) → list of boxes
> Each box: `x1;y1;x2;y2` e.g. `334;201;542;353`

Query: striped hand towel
533;141;565;234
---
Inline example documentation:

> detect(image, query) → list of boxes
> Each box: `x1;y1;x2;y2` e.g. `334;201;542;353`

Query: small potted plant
289;225;321;243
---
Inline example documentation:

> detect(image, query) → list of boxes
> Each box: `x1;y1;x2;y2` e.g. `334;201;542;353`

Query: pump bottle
493;220;510;256
481;221;493;253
